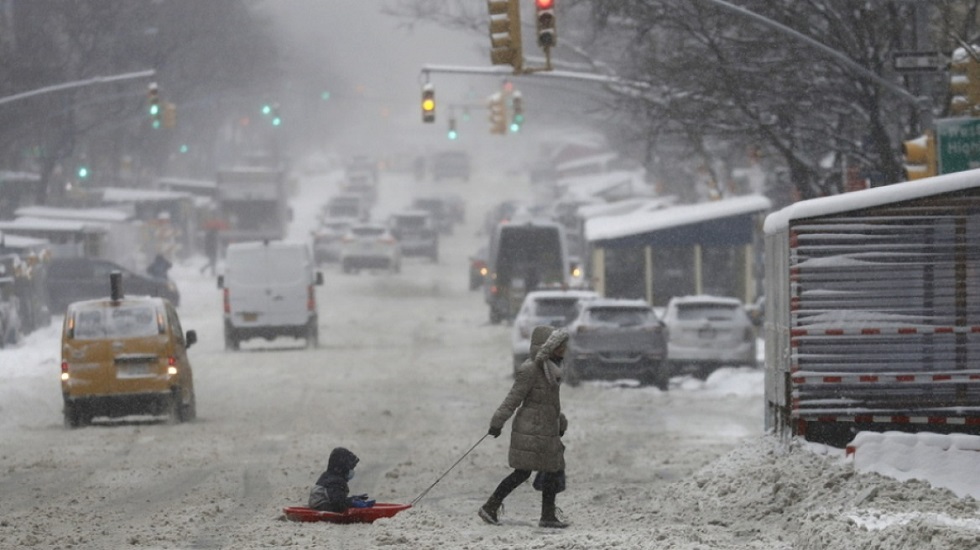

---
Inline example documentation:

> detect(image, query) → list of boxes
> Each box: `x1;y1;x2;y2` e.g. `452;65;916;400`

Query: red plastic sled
283;503;412;524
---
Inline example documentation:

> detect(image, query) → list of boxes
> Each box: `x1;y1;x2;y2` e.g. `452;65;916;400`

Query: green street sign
936;117;980;174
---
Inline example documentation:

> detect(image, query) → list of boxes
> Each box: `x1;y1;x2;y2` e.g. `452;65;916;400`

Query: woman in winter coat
479;326;570;529
308;447;370;512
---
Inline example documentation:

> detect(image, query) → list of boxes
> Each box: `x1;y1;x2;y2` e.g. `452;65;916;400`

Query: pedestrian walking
200;227;219;276
479;326;570;529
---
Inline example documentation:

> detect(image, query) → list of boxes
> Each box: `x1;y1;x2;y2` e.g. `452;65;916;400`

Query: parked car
469;245;488;291
219;241;323;350
662;295;758;379
388;210;438;262
431;150;470;181
46;257;180;313
564;298;669;389
0;275;21;347
311;219;353;264
60;273;197;427
339;223;402;274
511;289;599;373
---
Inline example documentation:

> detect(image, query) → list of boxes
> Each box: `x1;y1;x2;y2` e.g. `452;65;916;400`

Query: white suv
219;241;322;350
510;289;598;373
662;295;757;379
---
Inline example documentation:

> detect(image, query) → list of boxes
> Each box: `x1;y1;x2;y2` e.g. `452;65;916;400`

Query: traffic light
487;0;523;72
422;84;436;123
535;0;557;49
902;130;937;181
488;92;507;134
270;103;282;126
147;83;161;129
448;117;458;140
163;102;177;129
950;46;980;116
510;91;524;132
77;166;89;179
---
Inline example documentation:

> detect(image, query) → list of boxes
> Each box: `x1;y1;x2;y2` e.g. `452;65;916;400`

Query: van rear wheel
306;320;319;348
164;392;181;425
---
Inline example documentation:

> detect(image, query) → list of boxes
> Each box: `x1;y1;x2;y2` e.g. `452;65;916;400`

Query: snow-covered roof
0;171;40;183
0;217;108;233
100;187;192;203
0;232;49;249
15;205;132;222
577;196;678;220
155;177;217;189
763;169;980;234
555;151;619;172
586;194;772;242
525;289;599;300
559;170;652;202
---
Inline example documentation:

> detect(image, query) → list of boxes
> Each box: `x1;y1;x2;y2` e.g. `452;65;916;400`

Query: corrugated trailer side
764;171;980;446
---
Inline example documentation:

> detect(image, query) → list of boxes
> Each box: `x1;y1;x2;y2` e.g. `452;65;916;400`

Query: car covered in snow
339;223;401;274
311;218;353;264
662;295;757;379
564;298;669;389
510;288;599;373
60;273;197;427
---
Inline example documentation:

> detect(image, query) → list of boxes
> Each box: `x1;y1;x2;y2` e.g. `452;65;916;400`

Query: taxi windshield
73;305;162;340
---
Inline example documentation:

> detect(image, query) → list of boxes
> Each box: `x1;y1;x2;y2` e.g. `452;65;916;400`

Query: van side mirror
185;329;197;349
315;271;324;286
217;275;224;289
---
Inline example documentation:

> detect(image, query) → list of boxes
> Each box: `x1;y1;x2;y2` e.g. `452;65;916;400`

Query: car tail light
490;285;498;295
307;285;316;311
60;361;69;382
223;288;230;314
167;356;178;376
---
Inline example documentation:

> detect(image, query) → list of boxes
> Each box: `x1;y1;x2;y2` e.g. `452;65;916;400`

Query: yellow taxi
60;272;196;428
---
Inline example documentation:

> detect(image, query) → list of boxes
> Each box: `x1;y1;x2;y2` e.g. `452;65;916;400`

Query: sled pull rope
411;434;488;506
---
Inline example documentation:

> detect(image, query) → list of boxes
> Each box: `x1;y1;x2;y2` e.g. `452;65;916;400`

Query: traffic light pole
0;69;156;108
420;64;631;85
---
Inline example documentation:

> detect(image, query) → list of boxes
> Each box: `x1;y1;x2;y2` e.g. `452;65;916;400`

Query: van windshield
228;248;308;285
73;305;162;340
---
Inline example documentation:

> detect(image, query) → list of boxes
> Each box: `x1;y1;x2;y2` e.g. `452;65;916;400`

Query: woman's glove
488;425;502;438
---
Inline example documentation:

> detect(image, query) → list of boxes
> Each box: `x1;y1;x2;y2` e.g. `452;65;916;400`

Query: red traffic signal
535;0;556;49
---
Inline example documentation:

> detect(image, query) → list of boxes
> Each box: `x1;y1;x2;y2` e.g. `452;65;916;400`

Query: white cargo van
218;241;323;350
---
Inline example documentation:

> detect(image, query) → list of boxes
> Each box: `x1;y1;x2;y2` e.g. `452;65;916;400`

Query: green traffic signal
272;117;282;126
321;92;331;101
77;166;89;179
149;104;160;116
262;104;272;115
448;130;458;140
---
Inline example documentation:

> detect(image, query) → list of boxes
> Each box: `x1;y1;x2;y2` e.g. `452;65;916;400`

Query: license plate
699;327;717;339
117;363;153;378
242;312;258;322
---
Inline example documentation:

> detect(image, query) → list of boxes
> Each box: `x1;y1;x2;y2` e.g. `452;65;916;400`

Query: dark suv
46;257;180;313
389;210;439;262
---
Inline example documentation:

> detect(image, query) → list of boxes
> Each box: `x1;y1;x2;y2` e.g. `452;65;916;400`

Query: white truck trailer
763;170;980;447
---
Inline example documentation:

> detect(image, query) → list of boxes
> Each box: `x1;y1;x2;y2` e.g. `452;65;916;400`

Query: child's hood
327;447;359;475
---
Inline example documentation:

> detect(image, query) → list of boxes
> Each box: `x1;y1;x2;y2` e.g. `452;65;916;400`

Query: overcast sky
259;1;489;149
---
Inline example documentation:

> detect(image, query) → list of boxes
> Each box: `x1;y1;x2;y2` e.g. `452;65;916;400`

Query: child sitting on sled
308;447;374;512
